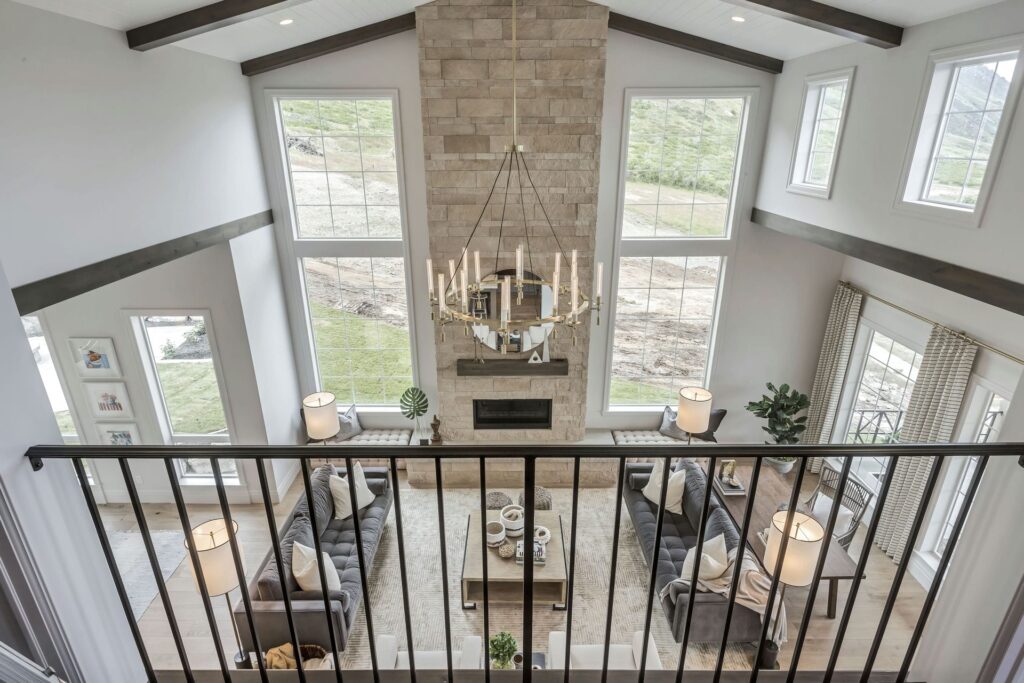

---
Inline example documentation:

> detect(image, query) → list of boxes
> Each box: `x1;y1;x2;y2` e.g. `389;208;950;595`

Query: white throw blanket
659;546;788;643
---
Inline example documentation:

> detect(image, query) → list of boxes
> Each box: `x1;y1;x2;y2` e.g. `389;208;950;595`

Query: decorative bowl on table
501;504;526;537
486;520;506;547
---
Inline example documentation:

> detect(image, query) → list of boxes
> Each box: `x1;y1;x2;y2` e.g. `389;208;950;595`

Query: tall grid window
273;94;415;409
925;55;1019;206
280;98;401;239
789;69;853;195
622;96;745;238
303;257;412;406
610;257;722;406
843;329;922;494
609;91;748;408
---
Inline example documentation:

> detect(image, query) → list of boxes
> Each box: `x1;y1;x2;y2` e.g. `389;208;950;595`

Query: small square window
788;68;854;198
897;38;1024;227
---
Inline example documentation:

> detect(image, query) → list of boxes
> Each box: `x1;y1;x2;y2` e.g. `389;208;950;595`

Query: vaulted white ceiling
10;0;1007;63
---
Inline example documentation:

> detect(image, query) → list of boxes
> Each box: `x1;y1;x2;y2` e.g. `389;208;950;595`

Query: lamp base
757;641;780;670
234;650;252;670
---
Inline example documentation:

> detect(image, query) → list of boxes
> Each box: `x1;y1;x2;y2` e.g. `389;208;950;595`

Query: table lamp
677;387;713;444
303;391;340;443
188;518;248;668
762;510;824;667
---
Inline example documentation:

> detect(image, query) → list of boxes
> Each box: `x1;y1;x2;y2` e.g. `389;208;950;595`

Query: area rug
109;530;187;620
338;484;757;671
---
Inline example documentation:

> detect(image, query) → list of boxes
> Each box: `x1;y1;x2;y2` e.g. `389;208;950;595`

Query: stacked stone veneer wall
417;0;608;442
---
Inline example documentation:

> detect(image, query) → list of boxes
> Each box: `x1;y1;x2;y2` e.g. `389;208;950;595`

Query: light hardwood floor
98;467;927;674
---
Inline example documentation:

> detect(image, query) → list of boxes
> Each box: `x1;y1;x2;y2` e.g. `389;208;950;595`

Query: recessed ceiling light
279;18;294;25
731;15;746;22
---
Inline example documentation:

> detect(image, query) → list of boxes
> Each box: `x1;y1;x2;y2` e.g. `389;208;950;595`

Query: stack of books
713;475;746;497
515;539;546;565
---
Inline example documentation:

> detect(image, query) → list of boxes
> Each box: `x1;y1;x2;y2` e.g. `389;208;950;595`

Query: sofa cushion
679;459;719;529
293;464;334;533
255;514;313;600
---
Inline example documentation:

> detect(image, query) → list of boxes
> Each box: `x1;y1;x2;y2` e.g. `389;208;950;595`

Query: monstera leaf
400;387;429;421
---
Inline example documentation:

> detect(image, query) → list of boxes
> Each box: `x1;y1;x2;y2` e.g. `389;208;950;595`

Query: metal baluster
254;458;305;682
860;455;946;681
824;455;901;679
435;457;454;680
677;456;718;682
713;458;763;682
479;457;491;683
749;457;807;683
523;457;536;683
638;456;672;683
210;459;269;682
390;456;417;682
73;458;157;682
562;457;581;683
299;458;345;680
786;456;854;680
343;457;380;681
164;459;232;681
119;458;194;681
897;456;989;682
600;458;627;683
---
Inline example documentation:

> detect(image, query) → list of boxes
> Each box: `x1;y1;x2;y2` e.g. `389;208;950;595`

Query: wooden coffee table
461;510;568;610
714;461;861;618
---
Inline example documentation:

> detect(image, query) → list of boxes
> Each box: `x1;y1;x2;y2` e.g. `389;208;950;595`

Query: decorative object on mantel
528;350;543;364
430;414;442;444
677;387;713;445
746;382;810;473
303;392;341;444
425;0;603;356
399;386;430;445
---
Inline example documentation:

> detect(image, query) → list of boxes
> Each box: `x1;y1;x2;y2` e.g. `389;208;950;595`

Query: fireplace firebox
473;399;552;430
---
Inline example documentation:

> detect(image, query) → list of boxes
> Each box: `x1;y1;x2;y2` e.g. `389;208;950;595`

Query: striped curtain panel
874;326;978;563
803;283;864;473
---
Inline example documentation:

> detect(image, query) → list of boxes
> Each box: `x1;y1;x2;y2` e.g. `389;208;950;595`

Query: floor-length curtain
875;326;977;563
804;283;863;473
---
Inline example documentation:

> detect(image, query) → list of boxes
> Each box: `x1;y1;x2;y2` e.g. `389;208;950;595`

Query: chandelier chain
493;146;516;276
445;151;510;298
514;151;535;277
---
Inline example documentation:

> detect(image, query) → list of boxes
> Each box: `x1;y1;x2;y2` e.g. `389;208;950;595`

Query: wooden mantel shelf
456;358;569;377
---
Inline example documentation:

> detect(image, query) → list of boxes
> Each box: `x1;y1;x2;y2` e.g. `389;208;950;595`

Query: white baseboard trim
909;548;938;588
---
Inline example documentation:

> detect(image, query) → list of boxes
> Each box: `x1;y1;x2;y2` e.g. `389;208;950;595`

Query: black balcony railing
25;443;1022;683
847;410;905;444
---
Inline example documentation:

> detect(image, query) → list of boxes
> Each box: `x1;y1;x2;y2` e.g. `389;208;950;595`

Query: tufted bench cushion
346;429;412;445
612;430;679;445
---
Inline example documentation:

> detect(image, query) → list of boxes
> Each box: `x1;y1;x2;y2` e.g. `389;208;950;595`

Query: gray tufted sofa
623;459;762;644
233;464;393;655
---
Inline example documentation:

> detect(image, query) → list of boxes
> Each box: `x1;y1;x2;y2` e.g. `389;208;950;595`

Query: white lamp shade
677;387;713;434
188;518;241;597
303;392;340;441
763;510;824;587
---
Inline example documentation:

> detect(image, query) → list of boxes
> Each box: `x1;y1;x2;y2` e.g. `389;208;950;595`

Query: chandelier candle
552;253;561;316
427;258;434;299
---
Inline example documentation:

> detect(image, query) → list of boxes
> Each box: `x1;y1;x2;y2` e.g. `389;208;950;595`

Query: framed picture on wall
95;423;140;446
84;382;134;419
68;337;121;378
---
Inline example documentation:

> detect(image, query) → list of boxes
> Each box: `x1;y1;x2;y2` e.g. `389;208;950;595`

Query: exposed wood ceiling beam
241;12;417;76
608;12;783;74
751;208;1024;316
720;0;902;49
127;0;311;51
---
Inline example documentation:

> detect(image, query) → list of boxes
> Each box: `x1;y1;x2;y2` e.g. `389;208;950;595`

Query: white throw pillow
642;460;686;514
292;541;341;592
330;462;375;520
680;533;730;582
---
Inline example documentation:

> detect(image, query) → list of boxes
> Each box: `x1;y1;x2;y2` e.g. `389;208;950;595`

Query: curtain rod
841;281;1024;366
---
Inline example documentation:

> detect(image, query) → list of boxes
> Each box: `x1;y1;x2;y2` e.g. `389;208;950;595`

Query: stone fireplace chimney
417;0;608;442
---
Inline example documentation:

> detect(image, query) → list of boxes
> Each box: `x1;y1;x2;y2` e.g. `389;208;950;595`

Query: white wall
247;30;437;429
586;30;846;441
0;0;269;288
755;0;1024;283
0;261;141;681
39;244;282;503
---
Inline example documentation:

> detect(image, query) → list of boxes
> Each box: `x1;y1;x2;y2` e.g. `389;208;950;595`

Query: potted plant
400;386;429;445
489;631;517;670
745;382;810;474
